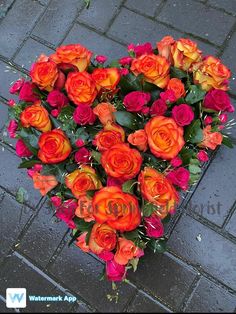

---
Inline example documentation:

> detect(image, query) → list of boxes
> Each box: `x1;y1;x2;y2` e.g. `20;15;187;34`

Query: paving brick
78;0;122;32
208;0;236;16
168;214;236;290
0;192;32;258
157;0;235;46
14;38;54;71
0;145;41;208
225;209;236;238
0;297;14;313
129;251;197;310
108;7;182;45
125;0;162;17
127;290;171;313
19;202;67;268
0;253;82;313
0;0;44;58
184;277;236;312
63;24;126;61
33;0;84;46
0;103;8;131
187;144;236;227
0;0;14;19
49;244;136;312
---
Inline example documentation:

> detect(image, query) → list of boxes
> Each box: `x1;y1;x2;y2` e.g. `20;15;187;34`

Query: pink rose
54;71;66;90
27;163;43;178
219;113;228;123
9;78;24;94
7;120;18;138
160;89;176;103
95;55;107;64
197;150;209;162
55;199;77;229
150;99;167;116
119;56;133;66
128;42;153;57
119;68;129;76
204;116;213;125
47;90;69;108
170;156;182;168
51;196;62;207
203;89;234;112
15;139;33;157
98;251;114;261
144;214;164;238
106;259;126;282
8;99;16;107
172;104;194;126
123;91;151;114
107;176;125;188
19;82;39;102
167;167;190;191
73;104;96;125
75;139;85;148
51;109;60;117
75;147;91;164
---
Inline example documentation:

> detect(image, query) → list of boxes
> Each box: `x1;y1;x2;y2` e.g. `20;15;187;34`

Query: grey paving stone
49;244;136;312
0;192;32;258
225;209;236;238
14;38;54;71
18;202;67;268
63;23;126;61
157;0;235;46
0;253;82;313
129;252;197;310
33;0;84;46
0;145;41;208
127;290;171;313
0;0;14;19
0;0;44;58
168;214;236;290
125;0;162;17
187;144;236;227
184;277;236;312
0;297;15;313
78;0;122;32
208;0;236;16
0;103;9;131
108;7;182;45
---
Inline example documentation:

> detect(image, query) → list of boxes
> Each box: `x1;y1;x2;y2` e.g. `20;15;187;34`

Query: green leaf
114;111;139;130
109;60;121;68
142;81;158;93
18;129;39;155
162;213;171;224
122;179;136;193
185;85;206;105
91;150;101;163
170;67;187;79
16;187;28;204
222;136;234;148
179;148;195;165
148;238;167;253
142;202;157;217
86;189;97;198
189;173;201;184
184;119;203;144
18;159;41;169
189;164;201;174
68;229;80;246
119;73;143;93
129;258;139;272
74;217;94;232
58;105;75;122
41;163;66;183
123;229;139;241
84;0;91;9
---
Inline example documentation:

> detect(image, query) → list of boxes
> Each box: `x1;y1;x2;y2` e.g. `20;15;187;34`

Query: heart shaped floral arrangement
6;36;234;282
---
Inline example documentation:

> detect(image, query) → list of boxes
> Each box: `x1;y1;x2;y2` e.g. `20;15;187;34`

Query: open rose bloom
6;38;234;283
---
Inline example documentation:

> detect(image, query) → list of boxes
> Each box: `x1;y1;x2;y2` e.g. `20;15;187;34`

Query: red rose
123;91;151;114
170;156;182;168
47;90;69;108
95;55;107;64
160;89;176;103
75;147;91;164
55;199;77;229
172;104;194;126
167;167;190;190
203;89;234;112
73;104;96;125
106;259;126;282
150;99;167;116
197;150;209;162
19;82;39;102
119;56;133;66
15;139;33;157
128;42;153;57
7;120;18;138
144;214;164;238
9;78;24;94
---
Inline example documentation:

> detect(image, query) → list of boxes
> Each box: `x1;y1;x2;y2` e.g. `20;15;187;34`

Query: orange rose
101;143;142;180
92;186;141;231
65;165;102;198
145;116;185;160
131;54;170;88
171;38;202;71
104;121;125;141
199;125;223;150
38;129;71;164
32;172;58;196
76;232;90;253
65;71;97;106
89;223;117;254
50;44;92;71
114;238;142;265
30;60;58;91
128;129;148;152
75;195;94;222
193;56;231;91
167;78;186;99
93;128;124;152
157;35;175;61
93;102;116;125
91;68;120;91
20;101;52;132
138;167;179;218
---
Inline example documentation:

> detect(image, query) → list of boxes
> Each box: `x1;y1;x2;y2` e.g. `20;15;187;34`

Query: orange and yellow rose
30;60;58;91
93;128;124;152
167;78;186;100
193;56;231;91
76;232;90;253
38;129;71;164
101;143;142;180
131;54;170;88
199;125;223;150
114;238;143;265
138;167;179;218
20;101;51;132
93;102;116;125
32;172;58;196
145;116;185;160
128;129;148;152
157;35;175;62
92;186;141;231
50;44;92;71
89;223;117;254
65;165;102;198
65;71;97;106
75;195;94;222
91;68;120;91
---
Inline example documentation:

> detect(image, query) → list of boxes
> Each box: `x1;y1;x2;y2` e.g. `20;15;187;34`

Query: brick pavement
0;0;236;312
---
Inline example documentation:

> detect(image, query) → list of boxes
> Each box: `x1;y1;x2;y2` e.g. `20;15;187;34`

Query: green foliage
185;85;206;105
142;202;157;217
18;128;40;155
222;135;234;148
41;163;66;183
148;238;167;253
16;187;28;204
74;217;94;232
114;111;139;130
122;179;136;193
18;159;41;169
170;66;187;79
119;73;143;93
91;150;101;163
184;119;203;144
179;147;195;165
